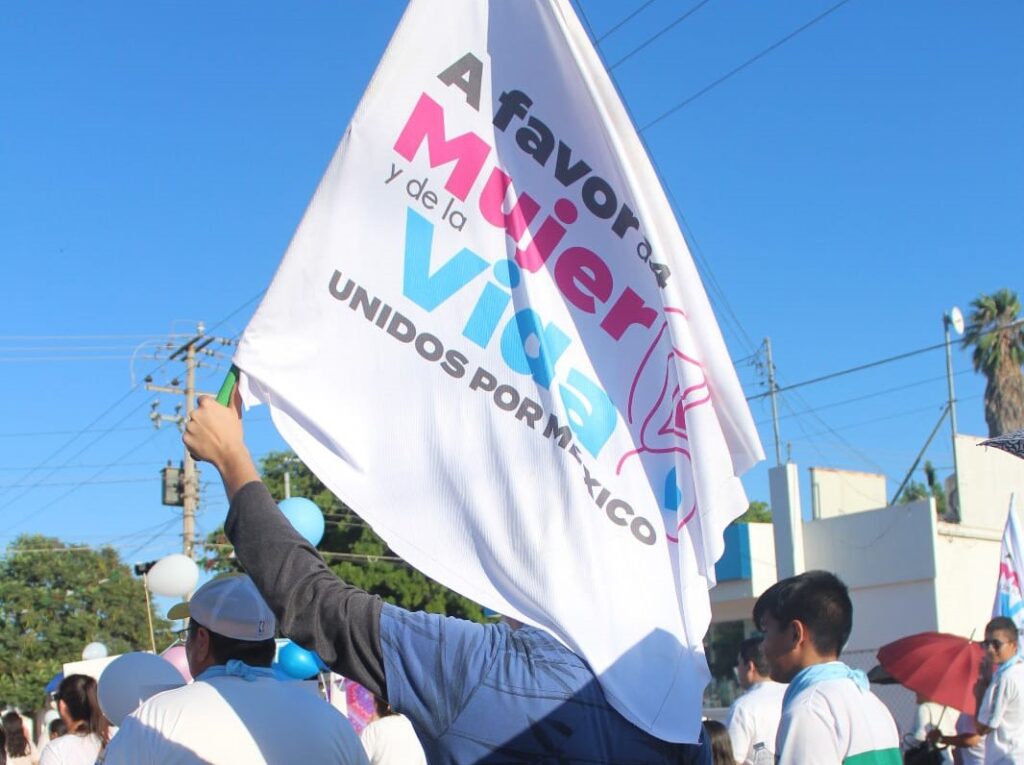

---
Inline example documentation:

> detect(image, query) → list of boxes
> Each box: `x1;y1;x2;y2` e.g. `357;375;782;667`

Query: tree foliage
201;452;485;621
962;288;1024;437
895;461;947;516
0;536;170;710
734;500;772;523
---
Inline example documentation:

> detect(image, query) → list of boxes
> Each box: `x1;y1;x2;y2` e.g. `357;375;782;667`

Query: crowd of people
3;393;1018;763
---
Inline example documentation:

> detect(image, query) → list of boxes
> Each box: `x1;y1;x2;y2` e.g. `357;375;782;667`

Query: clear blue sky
1;0;1020;569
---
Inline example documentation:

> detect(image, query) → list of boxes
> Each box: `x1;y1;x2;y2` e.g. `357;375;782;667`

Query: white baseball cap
167;574;276;641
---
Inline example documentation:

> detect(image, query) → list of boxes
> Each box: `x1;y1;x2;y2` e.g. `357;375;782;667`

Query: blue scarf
996;653;1022;679
782;661;869;712
197;659;280;682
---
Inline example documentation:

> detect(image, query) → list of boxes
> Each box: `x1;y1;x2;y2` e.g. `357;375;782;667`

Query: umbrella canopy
45;671;64;695
980;428;1024;460
876;632;983;714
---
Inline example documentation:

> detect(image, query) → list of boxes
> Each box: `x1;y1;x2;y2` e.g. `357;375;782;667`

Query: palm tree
962;288;1024;437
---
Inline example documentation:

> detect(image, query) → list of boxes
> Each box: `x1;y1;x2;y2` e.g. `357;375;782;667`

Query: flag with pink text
994;495;1024;635
232;0;763;742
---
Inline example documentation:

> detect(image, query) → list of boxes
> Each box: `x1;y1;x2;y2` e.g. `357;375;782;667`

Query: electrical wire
640;0;855;132
596;0;661;42
608;0;714;70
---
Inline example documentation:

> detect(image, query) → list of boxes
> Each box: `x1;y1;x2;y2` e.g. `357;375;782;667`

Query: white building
709;433;1024;733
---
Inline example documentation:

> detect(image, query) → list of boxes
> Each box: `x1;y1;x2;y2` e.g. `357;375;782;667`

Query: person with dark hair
2;711;37;765
702;720;736;765
359;695;427;765
724;636;784;764
180;374;713;763
46;721;66;743
971;616;1023;763
39;674;109;765
752;571;899;764
102;574;368;764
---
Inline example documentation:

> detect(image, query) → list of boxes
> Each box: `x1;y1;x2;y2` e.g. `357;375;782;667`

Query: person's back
725;637;785;764
725;681;785;764
777;676;898;763
359;710;426;765
382;605;708;764
39;733;101;765
107;672;367;764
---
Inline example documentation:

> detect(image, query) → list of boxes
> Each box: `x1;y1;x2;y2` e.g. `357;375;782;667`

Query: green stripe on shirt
843;748;901;765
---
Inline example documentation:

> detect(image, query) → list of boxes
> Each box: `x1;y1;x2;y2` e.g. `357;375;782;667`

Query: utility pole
943;308;965;522
764;337;783;466
146;323;234;558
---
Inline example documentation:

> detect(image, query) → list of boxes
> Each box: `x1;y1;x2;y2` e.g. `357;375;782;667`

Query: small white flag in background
234;0;763;742
993;494;1024;635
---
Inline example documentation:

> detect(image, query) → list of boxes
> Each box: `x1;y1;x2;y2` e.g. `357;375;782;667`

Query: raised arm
184;391;387;698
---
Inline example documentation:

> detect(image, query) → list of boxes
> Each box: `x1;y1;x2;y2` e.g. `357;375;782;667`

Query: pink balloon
161;645;192;683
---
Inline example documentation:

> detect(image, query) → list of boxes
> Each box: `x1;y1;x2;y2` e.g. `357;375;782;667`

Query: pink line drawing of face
616;308;712;543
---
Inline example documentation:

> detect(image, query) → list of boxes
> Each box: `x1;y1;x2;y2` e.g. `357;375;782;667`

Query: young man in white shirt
724;636;785;764
974;616;1024;765
102;575;369;765
752;570;900;765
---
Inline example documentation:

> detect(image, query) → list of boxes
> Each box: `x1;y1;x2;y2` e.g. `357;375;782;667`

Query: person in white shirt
724;636;785;764
973;616;1024;765
39;675;109;765
752;570;900;765
360;695;427;765
102;574;369;765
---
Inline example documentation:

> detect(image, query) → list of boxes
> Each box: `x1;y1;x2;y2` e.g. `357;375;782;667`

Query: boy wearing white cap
102;575;369;765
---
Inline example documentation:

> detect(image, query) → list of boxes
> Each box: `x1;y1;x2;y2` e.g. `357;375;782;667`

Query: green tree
962;289;1024;437
895;461;947;515
201;452;485;621
0;536;170;709
734;500;771;523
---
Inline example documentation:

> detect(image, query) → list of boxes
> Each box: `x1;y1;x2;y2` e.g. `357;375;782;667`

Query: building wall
809;466;888;519
934;523;1001;638
955;433;1024;530
802;499;937;592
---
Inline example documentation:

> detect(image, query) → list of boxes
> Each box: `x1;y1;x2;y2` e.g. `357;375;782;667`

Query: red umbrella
876;632;984;714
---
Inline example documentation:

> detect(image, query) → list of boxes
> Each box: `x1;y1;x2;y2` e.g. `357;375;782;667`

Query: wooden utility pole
764;337;783;466
146;323;233;559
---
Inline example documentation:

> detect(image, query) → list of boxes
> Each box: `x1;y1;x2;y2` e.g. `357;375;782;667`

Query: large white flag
994;494;1024;633
234;0;763;742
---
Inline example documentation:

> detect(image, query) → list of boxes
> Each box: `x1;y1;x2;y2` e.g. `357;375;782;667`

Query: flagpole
216;365;239;406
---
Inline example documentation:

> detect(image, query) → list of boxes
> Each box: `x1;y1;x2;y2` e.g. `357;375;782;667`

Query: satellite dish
950;306;964;336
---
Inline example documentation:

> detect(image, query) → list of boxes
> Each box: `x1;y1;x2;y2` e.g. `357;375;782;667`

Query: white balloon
146;554;199;598
98;652;185;725
82;641;108;661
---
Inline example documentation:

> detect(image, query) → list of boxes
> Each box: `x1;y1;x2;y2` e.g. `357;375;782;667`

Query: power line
746;339;952;402
573;0;761;358
0;334;190;341
596;0;661;42
608;0;714;70
0;476;154;489
4;426;171;533
640;0;854;132
753;370;971;427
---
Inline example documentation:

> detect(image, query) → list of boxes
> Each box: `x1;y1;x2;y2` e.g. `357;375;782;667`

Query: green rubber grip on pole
216;365;239;406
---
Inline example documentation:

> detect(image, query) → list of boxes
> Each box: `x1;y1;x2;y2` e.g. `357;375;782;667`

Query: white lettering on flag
233;0;764;743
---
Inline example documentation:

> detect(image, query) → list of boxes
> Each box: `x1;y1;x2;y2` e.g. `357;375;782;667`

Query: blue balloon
278;641;322;680
278;497;325;547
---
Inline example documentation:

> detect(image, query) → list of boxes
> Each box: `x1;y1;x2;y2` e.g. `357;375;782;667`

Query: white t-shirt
725;680;786;764
953;711;985;765
775;677;900;765
39;733;103;765
101;673;370;765
978;661;1024;765
359;713;427;765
